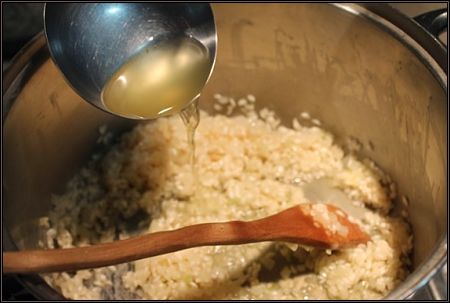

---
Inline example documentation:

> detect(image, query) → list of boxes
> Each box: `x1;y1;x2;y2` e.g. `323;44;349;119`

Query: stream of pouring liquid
180;98;200;174
101;35;208;188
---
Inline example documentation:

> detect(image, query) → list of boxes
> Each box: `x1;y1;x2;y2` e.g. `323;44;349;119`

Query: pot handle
413;8;447;42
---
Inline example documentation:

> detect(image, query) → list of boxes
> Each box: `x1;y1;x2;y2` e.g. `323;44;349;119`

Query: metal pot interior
2;3;447;299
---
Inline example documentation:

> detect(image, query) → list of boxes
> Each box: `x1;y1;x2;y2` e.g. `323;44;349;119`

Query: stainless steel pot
2;3;447;300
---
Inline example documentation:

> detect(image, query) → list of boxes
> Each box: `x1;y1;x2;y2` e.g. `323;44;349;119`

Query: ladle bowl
44;3;217;118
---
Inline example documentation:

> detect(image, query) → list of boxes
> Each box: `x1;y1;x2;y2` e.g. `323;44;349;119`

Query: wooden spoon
3;203;369;274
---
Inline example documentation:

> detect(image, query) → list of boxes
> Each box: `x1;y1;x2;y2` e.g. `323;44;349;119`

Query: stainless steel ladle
44;3;217;119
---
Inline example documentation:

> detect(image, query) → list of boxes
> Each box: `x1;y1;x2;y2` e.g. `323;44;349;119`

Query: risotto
40;94;412;300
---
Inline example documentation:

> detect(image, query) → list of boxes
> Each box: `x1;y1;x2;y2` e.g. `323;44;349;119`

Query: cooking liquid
180;99;200;173
101;35;209;175
101;36;210;119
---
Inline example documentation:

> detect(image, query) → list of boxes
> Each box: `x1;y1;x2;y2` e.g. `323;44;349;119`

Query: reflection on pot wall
201;4;447;267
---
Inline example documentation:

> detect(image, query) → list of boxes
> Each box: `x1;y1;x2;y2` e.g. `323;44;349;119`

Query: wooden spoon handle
2;220;263;274
3;204;369;274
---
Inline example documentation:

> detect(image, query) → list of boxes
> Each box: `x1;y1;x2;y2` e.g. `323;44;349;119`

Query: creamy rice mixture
40;94;412;300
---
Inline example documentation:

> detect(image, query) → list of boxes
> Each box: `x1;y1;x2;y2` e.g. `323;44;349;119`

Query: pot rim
2;3;447;300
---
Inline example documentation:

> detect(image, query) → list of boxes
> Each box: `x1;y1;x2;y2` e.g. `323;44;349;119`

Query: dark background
2;3;44;68
3;3;44;300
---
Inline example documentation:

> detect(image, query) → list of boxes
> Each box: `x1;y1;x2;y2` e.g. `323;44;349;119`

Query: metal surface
44;3;217;118
389;1;448;47
364;3;447;74
414;9;448;43
3;3;447;300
